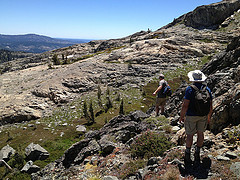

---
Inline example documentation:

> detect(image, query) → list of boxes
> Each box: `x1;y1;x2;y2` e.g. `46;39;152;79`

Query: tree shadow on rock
178;157;212;179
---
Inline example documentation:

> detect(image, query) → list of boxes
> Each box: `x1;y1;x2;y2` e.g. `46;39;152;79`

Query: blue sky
1;0;221;39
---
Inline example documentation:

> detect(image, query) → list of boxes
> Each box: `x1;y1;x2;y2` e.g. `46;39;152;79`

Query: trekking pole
0;160;13;171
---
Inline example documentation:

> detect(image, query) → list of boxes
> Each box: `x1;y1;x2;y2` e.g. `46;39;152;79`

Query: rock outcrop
161;0;240;30
0;145;15;161
184;0;240;29
21;160;40;174
25;143;50;161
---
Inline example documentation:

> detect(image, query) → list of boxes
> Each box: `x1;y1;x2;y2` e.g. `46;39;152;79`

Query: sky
0;0;221;40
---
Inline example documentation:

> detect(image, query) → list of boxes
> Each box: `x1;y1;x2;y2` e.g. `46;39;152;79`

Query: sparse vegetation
199;38;213;43
52;54;61;65
144;116;169;128
118;159;146;179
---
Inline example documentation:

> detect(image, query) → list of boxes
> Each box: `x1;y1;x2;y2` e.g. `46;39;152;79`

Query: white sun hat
188;70;207;82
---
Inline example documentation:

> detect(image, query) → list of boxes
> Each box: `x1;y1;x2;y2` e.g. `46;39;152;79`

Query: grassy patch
199;38;213;43
118;159;146;179
144;116;169;128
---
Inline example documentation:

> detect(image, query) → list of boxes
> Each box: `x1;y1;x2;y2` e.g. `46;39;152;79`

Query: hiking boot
184;152;192;166
194;152;200;163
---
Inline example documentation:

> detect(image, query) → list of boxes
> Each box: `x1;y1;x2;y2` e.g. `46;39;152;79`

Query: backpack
191;84;211;116
163;84;172;96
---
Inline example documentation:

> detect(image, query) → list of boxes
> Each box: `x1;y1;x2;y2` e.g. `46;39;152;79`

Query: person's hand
152;92;156;96
179;116;185;123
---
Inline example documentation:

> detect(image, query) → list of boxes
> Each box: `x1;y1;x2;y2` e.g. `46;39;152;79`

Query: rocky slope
0;0;240;179
29;1;240;179
1;1;240;126
31;35;240;179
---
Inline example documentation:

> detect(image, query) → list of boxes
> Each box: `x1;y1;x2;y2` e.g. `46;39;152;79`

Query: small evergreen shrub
52;54;61;65
97;85;101;100
130;130;172;159
119;99;124;115
8;153;25;170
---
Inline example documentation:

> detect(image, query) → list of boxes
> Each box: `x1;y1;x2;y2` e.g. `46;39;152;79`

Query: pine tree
105;96;113;113
97;85;102;100
52;54;61;65
89;101;94;124
119;99;124;115
106;86;110;96
83;101;89;121
116;93;120;101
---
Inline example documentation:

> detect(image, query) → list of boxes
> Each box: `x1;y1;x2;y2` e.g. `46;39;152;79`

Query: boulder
74;139;101;164
130;110;150;121
99;135;117;156
0;107;42;125
76;125;87;133
25;143;49;161
62;138;91;168
0;145;15;161
225;151;238;159
171;128;186;145
21;160;40;174
216;155;230;161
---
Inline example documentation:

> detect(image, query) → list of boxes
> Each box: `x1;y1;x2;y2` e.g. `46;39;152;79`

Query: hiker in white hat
187;70;207;82
180;70;213;166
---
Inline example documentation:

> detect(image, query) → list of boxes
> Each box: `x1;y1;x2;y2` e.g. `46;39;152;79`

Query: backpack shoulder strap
162;80;167;87
190;84;199;91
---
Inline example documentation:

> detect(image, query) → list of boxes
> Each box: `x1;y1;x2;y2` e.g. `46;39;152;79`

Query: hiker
179;70;213;165
153;74;167;116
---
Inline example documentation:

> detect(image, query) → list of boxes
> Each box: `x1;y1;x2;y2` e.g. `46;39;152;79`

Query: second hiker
153;74;168;116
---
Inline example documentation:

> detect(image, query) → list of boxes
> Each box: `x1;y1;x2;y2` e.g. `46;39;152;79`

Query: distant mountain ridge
0;34;91;53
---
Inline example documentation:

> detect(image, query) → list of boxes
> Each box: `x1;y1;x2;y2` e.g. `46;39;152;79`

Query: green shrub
130;130;172;159
227;125;240;145
162;124;172;134
7;153;25;170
